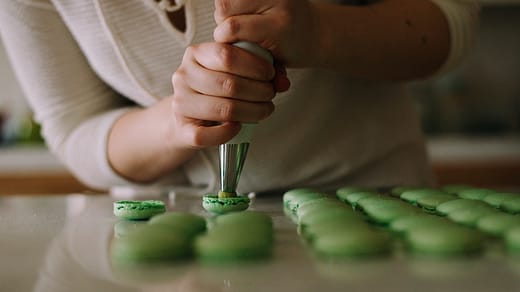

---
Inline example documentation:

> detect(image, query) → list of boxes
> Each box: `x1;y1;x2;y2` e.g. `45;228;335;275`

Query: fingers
171;84;275;123
213;15;283;50
170;41;282;149
274;64;291;93
178;120;242;148
214;0;275;23
182;54;275;102
189;43;275;81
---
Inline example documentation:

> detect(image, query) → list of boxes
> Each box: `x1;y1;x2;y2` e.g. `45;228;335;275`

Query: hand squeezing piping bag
218;42;274;198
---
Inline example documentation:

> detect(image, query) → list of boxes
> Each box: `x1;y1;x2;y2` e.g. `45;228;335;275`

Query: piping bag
218;42;274;199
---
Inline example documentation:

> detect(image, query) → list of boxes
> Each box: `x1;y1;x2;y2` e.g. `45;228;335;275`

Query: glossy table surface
1;192;519;292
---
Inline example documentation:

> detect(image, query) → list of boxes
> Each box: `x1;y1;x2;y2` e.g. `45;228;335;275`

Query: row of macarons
112;200;273;264
283;186;520;258
345;187;520;256
340;186;520;234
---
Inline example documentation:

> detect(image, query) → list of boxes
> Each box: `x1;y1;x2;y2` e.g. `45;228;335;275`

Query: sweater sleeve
0;0;188;190
430;0;480;76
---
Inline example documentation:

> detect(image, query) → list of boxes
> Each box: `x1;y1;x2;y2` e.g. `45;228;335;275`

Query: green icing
500;197;520;214
457;188;496;201
400;189;448;205
113;200;166;220
202;194;250;214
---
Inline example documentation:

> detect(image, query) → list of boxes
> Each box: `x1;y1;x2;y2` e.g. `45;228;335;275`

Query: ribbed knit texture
0;0;479;192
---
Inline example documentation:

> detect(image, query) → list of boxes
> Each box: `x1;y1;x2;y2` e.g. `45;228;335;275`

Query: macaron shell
417;194;458;211
148;212;207;237
111;225;192;263
482;193;517;208
436;199;489;216
312;229;392;259
400;189;448;205
505;226;520;255
476;213;520;236
390;215;454;235
406;226;484;257
500;197;520;214
202;194;250;214
113;200;166;220
457;188;496;201
447;206;499;226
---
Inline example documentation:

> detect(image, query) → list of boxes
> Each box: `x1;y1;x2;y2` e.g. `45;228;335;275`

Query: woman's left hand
213;0;320;68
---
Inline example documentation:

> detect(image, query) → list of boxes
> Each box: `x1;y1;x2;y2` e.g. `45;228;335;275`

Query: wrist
155;97;197;159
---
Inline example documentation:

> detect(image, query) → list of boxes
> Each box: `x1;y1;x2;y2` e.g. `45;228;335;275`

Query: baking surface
1;193;519;292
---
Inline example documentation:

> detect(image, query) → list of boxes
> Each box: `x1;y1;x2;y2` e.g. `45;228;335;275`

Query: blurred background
0;2;519;194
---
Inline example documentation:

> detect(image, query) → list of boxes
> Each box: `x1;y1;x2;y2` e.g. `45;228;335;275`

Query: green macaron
390;186;419;198
113;200;166;220
111;224;192;264
505;226;520;256
340;191;380;208
194;225;273;263
213;211;273;241
202;194;250;214
476;213;520;237
362;201;419;225
400;189;448;205
283;189;326;213
148;212;207;238
312;228;392;259
440;184;473;195
283;188;320;207
457;188;496;201
436;199;489;216
295;198;346;221
406;225;484;257
299;208;361;227
336;187;375;201
301;219;370;243
417;194;457;212
447;206;499;227
214;211;272;228
482;193;517;208
356;196;396;211
500;197;520;214
113;220;147;238
389;214;454;235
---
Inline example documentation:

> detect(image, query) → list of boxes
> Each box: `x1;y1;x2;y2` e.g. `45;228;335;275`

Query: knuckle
262;103;275;119
170;94;184;115
214;0;232;16
183;46;195;61
216;45;234;69
218;76;237;96
171;71;183;87
224;17;240;36
190;129;206;148
216;101;236;121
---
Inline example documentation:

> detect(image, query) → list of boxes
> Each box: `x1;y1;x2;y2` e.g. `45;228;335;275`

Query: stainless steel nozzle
219;143;249;194
217;42;273;196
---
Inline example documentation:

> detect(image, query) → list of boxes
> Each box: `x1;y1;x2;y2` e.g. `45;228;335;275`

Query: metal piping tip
219;143;250;196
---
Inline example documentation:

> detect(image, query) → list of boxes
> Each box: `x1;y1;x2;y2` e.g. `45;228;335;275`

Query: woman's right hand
169;42;281;149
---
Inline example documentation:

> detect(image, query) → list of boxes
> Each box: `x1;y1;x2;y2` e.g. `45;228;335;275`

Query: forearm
107;97;197;183
313;0;450;81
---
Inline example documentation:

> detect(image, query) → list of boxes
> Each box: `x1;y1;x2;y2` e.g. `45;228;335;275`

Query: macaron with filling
113;200;166;220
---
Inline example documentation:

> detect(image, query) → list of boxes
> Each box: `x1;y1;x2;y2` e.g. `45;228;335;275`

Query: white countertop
1;193;519;292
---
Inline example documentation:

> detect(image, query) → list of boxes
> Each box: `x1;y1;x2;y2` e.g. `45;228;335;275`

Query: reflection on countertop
1;194;520;292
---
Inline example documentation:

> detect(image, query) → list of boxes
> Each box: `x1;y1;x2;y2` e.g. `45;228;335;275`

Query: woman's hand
213;0;321;68
170;42;278;148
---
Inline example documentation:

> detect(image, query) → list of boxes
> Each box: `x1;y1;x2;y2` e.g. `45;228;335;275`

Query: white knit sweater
0;0;479;194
